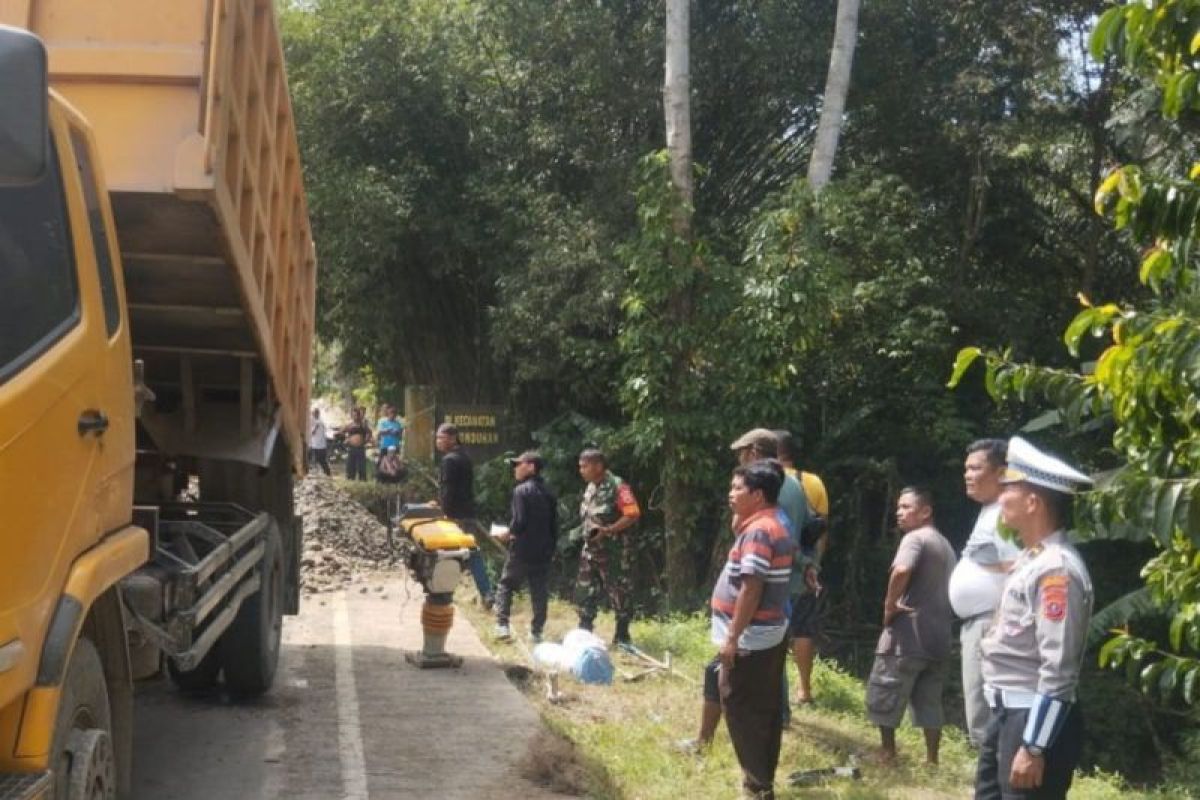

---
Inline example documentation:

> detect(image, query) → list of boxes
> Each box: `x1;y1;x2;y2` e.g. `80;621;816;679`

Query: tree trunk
662;0;697;606
807;0;862;192
664;0;693;212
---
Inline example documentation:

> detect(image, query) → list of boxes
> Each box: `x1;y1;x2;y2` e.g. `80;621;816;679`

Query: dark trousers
720;638;789;799
345;446;367;480
494;556;549;635
308;447;330;476
976;704;1083;800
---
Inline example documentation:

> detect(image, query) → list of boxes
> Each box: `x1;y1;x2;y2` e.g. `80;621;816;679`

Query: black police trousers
975;703;1083;799
494;556;549;635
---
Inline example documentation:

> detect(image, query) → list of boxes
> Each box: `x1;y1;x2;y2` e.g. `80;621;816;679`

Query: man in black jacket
493;451;558;642
436;423;493;605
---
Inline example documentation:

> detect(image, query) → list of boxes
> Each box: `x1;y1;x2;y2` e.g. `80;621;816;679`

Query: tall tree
807;0;861;190
661;0;700;603
665;0;693;213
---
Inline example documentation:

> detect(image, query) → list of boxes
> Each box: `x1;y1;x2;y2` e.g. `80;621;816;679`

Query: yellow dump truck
0;1;315;796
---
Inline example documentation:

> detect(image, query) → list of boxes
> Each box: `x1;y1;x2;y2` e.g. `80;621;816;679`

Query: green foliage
951;0;1200;707
617;152;724;477
1091;1;1200;120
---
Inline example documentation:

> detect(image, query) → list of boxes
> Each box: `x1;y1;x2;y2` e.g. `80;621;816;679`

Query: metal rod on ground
619;643;698;686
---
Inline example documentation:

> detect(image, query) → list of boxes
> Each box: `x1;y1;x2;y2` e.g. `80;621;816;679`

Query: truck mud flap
284;514;301;615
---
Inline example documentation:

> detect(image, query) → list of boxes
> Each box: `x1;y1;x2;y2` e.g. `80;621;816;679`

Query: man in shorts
774;430;828;705
866;487;956;765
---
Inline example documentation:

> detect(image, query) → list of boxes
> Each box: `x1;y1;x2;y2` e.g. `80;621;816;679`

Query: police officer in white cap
976;436;1094;799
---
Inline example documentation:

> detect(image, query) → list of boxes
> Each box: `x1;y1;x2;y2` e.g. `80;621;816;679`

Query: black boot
614;617;632;647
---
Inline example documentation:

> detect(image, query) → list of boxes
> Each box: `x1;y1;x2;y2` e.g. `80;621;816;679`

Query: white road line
333;592;369;800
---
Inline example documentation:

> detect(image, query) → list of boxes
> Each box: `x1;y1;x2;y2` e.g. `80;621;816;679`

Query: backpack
797;471;827;549
799;510;827;550
377;453;406;482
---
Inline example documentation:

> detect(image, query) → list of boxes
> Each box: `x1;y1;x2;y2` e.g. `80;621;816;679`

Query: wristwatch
1022;744;1045;758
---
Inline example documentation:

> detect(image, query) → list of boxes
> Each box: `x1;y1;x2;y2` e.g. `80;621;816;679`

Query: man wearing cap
976;437;1094;799
950;438;1020;749
730;430;811;546
682;431;808;753
733;430;811;718
493;452;558;642
575;448;641;646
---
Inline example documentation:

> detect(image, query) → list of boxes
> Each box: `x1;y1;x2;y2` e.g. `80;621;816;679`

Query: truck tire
50;638;115;800
220;520;283;697
64;729;116;800
199;442;301;615
166;646;221;693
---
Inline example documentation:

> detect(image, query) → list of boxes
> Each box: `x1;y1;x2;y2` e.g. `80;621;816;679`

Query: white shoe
494;624;512;640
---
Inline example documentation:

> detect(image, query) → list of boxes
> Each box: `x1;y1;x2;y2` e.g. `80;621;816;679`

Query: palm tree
807;0;862;191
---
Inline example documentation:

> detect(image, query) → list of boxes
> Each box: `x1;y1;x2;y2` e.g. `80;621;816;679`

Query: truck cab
0;2;315;795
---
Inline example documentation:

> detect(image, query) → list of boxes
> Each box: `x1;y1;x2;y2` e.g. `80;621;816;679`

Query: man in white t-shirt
949;438;1019;748
308;408;330;476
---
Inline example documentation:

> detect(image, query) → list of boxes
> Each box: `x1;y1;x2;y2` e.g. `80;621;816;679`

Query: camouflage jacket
579;472;640;539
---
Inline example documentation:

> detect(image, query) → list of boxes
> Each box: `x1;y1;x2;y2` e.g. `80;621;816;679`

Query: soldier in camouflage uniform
977;437;1094;800
575;448;641;645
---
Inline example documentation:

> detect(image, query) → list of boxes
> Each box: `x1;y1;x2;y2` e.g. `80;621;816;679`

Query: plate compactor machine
393;504;478;668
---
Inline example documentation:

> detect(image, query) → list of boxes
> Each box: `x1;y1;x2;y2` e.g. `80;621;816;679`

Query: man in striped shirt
711;460;795;799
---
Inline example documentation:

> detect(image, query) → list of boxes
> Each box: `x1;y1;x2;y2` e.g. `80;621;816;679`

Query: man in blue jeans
435;423;492;606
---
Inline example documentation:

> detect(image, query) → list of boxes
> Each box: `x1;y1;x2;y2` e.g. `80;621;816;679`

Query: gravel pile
295;475;402;594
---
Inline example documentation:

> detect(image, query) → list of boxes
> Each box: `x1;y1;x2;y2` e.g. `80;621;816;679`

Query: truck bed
2;0;316;470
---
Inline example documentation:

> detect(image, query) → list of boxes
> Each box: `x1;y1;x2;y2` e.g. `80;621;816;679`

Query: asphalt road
131;575;568;799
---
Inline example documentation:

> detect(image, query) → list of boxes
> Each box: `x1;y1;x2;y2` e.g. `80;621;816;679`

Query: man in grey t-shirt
866;487;957;765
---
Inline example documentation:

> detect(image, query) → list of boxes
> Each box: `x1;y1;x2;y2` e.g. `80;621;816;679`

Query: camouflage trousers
575;536;633;627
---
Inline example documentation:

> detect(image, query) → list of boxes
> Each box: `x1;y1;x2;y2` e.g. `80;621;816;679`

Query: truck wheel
166;646;221;693
51;639;114;800
64;729;116;800
221;521;283;697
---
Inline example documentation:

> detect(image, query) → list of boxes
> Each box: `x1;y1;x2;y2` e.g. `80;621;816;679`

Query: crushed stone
294;474;404;594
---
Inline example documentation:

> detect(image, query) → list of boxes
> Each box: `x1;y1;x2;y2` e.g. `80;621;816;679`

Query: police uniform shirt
980;530;1093;750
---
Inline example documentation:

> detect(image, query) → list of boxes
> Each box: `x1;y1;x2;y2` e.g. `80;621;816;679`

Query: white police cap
1001;436;1093;494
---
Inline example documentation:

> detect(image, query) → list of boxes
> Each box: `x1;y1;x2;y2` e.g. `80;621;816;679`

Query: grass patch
460;591;1196;799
